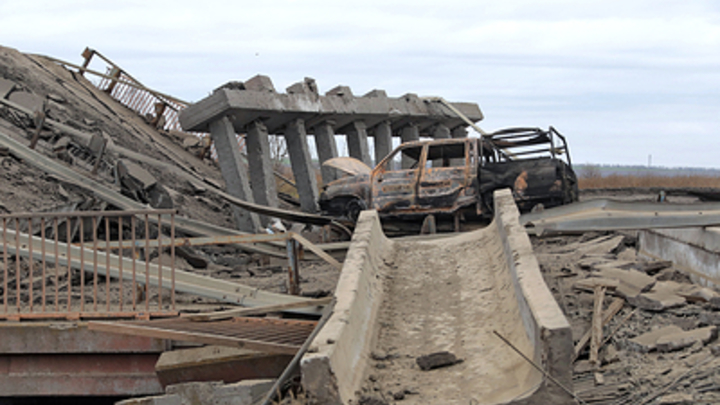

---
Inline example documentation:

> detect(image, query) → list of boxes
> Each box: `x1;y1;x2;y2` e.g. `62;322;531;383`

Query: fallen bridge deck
301;189;574;404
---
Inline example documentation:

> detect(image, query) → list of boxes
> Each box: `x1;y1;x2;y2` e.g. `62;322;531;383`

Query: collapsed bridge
301;189;574;404
179;76;483;232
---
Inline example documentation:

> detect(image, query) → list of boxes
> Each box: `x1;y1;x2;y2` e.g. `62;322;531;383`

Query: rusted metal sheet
0;353;162;396
89;317;318;355
322;157;372;176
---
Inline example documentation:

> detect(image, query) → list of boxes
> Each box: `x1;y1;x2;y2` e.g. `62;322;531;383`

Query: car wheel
345;198;367;222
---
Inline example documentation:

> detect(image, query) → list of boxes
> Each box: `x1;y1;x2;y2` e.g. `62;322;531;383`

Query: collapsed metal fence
0;209;177;320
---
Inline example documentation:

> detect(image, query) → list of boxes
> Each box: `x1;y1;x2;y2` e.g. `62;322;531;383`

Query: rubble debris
656;326;717;352
596;267;656;298
626;325;684;353
657;392;694;405
415;351;463;371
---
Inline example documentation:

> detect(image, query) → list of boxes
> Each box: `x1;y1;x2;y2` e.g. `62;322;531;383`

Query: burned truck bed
319;127;579;230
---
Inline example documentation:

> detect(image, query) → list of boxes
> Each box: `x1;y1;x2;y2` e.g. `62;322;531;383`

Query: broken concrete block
657;392;694;405
182;136;201;148
326;85;353;98
8;91;45;112
0;77;15;99
415;351;463;371
166;381;223;403
656;326;717;352
626;325;684;353
214;379;275;405
627;291;685;311
243;75;275;93
597;268;655;298
117;160;157;190
573;277;619;292
116;394;181;405
700;312;720;326
678;285;720;303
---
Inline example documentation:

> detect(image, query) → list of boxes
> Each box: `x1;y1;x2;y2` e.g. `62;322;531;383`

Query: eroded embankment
302;189;572;405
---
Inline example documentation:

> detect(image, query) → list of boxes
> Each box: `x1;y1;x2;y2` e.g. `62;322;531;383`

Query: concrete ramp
301;189;572;404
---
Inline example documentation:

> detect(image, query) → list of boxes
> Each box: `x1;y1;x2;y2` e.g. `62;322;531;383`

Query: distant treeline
574;164;720;178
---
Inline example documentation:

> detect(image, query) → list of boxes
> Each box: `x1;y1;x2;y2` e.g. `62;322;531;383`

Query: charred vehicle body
318;127;579;225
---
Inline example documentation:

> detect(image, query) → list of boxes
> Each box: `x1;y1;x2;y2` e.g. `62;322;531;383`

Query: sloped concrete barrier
301;189;573;404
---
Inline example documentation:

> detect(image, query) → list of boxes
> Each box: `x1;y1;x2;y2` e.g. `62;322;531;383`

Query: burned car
318;127;578;224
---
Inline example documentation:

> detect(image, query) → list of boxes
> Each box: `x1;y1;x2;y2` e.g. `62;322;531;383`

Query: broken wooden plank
573;297;624;361
590;286;607;366
291;232;342;270
184;296;333;322
573;277;619;292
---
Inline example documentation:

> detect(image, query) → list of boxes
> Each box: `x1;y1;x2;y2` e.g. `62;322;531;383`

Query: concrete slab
656;326;717;352
155;345;291;388
0;78;15;99
8;90;44;112
597;268;656;298
627;291;685;311
626;325;684;353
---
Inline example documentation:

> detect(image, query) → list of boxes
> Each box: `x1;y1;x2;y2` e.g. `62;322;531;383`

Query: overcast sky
1;0;719;168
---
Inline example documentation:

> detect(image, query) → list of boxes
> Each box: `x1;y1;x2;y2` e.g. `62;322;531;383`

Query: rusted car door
415;139;473;213
370;143;425;213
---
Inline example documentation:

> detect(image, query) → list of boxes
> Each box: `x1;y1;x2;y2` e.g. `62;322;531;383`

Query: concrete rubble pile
535;231;720;404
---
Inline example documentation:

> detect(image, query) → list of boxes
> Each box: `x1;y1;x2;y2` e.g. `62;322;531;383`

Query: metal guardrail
0;209;177;320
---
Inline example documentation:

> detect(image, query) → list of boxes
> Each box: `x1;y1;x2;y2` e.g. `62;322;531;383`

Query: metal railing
0;209;177;320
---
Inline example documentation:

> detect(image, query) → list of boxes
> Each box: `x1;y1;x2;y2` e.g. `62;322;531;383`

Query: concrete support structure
432;124;452;167
313;121;339;186
245;120;278;226
452;126;468;139
400;124;420;169
284;119;319;212
373;121;393;166
345;120;372;166
209;117;261;233
180;75;484;211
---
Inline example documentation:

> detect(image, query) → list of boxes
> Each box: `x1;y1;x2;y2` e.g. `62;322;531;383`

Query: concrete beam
400;124;420;169
284;119;319;212
180;86;482;136
245;120;278;226
209;117;262;233
344;120;372;166
372;121;393;166
312;121;339;185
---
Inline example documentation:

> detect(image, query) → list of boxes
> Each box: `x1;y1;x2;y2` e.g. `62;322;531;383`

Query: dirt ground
357;227;539;405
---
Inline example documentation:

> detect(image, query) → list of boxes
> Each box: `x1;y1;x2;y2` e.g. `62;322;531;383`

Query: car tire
345;198;367;222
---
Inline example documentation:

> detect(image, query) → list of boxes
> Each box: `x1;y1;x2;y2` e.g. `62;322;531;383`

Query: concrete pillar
245;120;279;225
400;124;420;169
345;120;372;166
373;121;393;166
313;121;339;186
452;126;468;139
434;124;451;139
432;124;452;167
284;119;319;213
209;117;262;233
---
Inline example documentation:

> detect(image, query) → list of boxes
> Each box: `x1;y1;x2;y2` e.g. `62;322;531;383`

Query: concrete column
400;124;420;169
452;126;468;139
345;120;372;166
373;121;393;165
245;120;279;225
284;119;320;213
434;124;451;139
209;117;262;233
432;124;452;168
313;121;339;186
